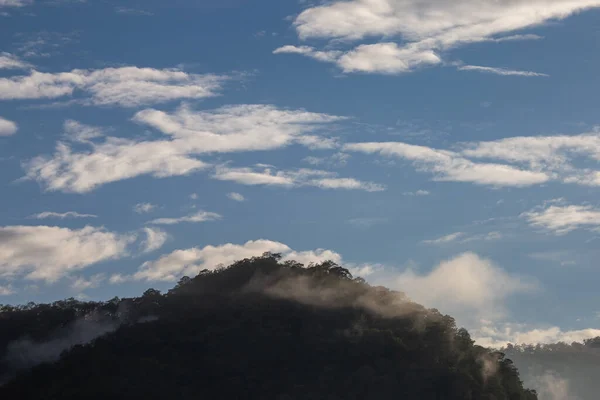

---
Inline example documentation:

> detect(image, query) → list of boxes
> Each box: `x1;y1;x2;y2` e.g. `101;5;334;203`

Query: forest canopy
0;253;541;399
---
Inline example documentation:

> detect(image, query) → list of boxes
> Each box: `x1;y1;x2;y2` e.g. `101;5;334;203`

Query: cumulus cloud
278;0;600;75
0;225;136;282
344;141;549;187
227;192;245;202
133;203;157;214
213;165;385;192
124;240;293;282
148;211;222;226
28;211;97;219
382;252;536;323
0;284;15;296
140;227;168;253
521;203;600;235
457;65;549;77
0;117;18;136
70;274;105;291
0;52;31;70
0;67;227;106
472;321;600;348
25;105;345;193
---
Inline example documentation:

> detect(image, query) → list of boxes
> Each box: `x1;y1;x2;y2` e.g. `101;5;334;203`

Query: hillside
0;253;538;399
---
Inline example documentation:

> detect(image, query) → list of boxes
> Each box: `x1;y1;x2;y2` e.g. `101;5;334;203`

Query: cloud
125;240;293;282
0;117;18;136
344;141;549;187
521;203;600;235
114;7;153;16
28;211;97;219
70;273;105;291
273;45;341;62
0;67;227;106
133;203;157;214
423;231;503;244
63;120;104;143
227;192;245;202
280;0;600;75
25;105;345;193
303;152;350;168
140;227;168;253
383;252;536;322
472;321;600;348
0;284;15;296
0;52;31;70
148;211;222;226
403;190;430;196
213;165;385;192
0;225;136;282
458;65;549;77
0;0;31;8
122;240;366;283
422;232;466;244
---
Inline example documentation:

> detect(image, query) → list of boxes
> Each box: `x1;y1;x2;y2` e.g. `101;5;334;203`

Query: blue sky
1;0;600;346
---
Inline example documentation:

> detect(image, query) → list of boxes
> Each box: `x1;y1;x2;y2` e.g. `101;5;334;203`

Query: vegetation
503;340;600;399
0;253;538;399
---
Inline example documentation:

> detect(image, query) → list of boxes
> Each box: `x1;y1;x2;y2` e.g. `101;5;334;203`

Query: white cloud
273;45;342;62
132;103;345;153
214;165;385;192
422;232;466;244
336;43;441;74
382;252;535;323
0;284;15;296
0;67;227;106
126;240;293;282
140;227;168;253
0;0;31;8
458;65;549;77
424;231;504;245
0;225;136;282
521;203;600;234
0;117;18;136
303;152;350;168
70;273;105;291
279;0;600;75
26;105;345;193
0;52;31;70
472;321;600;348
148;211;222;226
227;192;245;202
461;129;600;185
403;190;430;196
29;211;97;219
133;203;157;214
114;7;153;16
63;120;104;143
344;141;549;187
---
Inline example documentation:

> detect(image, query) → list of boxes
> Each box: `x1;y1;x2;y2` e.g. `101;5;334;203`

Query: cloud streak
276;0;600;75
25;105;345;193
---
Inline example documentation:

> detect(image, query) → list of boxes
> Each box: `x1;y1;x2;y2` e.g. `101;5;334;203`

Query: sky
1;0;600;347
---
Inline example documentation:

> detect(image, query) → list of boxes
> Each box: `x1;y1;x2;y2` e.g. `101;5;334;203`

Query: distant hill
0;253;538;399
504;340;600;400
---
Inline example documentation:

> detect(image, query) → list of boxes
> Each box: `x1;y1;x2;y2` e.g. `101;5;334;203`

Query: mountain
0;253;538;399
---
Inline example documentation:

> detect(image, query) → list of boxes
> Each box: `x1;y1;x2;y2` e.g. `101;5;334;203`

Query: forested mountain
504;340;600;399
0;254;538;399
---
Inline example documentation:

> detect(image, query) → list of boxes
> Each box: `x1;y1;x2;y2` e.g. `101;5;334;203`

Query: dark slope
504;340;600;399
0;254;538;400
